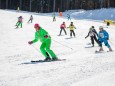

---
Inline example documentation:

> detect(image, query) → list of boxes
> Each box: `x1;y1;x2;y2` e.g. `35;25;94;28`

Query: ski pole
31;45;41;53
52;39;73;50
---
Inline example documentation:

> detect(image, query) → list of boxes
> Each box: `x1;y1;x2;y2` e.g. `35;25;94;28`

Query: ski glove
44;35;48;38
28;41;33;45
106;38;109;40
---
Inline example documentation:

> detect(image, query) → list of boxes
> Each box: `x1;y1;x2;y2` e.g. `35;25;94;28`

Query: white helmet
99;26;103;29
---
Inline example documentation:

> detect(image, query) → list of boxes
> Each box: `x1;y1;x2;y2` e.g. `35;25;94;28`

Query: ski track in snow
0;9;115;86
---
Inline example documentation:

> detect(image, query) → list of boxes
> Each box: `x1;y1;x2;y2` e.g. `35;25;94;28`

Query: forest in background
0;0;115;13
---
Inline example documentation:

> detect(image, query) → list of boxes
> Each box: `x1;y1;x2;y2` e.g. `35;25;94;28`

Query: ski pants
16;21;22;28
99;39;110;48
59;28;67;35
28;19;33;23
40;39;57;59
67;17;71;20
90;35;99;45
70;30;75;37
53;17;56;21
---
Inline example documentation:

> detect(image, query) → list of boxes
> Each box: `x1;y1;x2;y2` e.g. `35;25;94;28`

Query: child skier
85;26;99;47
67;14;71;20
53;13;56;22
67;22;76;38
28;15;33;23
59;22;67;36
98;26;112;51
16;16;23;28
28;23;58;61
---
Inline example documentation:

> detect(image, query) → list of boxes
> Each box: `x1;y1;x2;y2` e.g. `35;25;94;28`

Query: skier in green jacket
28;23;58;61
16;16;23;28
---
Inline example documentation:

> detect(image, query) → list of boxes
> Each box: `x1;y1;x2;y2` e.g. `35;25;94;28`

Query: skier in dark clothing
53;13;56;22
85;26;99;47
28;15;33;23
59;22;67;36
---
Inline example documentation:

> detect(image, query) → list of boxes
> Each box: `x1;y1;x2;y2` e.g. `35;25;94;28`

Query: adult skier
15;16;23;28
98;26;112;51
85;26;99;47
59;22;67;36
28;15;33;23
67;22;76;38
28;23;58;61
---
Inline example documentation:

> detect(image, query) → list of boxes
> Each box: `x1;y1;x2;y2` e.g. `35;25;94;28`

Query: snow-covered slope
0;9;115;86
70;8;115;20
71;71;115;86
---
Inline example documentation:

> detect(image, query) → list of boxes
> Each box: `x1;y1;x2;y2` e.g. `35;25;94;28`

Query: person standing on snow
28;15;33;23
53;13;56;22
85;26;100;47
15;16;23;28
67;14;71;20
98;26;112;51
59;22;67;36
67;22;76;38
28;23;58;61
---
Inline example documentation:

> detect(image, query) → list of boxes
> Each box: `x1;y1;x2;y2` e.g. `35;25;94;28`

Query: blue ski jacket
98;30;109;41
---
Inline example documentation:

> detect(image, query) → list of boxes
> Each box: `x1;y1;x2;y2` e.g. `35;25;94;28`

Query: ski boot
92;44;94;47
52;57;58;61
99;47;104;51
44;57;51;61
109;47;113;52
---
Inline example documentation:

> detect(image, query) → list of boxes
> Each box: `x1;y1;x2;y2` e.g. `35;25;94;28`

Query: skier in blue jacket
67;14;71;20
98;26;112;51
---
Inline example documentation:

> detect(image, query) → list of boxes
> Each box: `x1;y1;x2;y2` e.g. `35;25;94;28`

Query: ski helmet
19;16;22;18
92;26;94;28
34;23;40;28
99;26;103;29
89;28;93;31
63;22;65;24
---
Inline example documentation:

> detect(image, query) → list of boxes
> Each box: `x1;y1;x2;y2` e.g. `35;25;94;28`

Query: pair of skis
31;59;66;63
21;59;66;64
95;50;113;53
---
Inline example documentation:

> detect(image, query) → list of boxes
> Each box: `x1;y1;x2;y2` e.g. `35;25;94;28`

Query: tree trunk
20;0;22;10
6;0;8;9
0;0;1;8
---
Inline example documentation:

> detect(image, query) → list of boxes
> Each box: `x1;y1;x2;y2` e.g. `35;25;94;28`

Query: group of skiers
15;15;33;28
59;21;113;52
52;14;71;22
15;14;113;61
85;26;112;52
59;22;76;38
